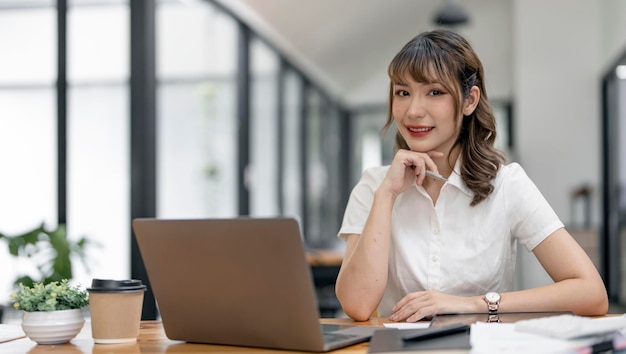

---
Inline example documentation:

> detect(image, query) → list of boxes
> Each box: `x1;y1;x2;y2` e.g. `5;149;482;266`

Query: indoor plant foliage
11;280;88;345
0;222;93;288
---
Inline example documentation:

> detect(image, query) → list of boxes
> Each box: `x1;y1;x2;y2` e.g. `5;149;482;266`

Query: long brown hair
383;29;505;205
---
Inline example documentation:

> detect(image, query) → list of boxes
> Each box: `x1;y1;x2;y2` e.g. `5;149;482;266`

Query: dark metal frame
276;59;287;214
237;23;251;216
57;0;67;225
300;81;310;233
600;76;614;299
129;0;157;319
338;108;352;215
600;57;626;302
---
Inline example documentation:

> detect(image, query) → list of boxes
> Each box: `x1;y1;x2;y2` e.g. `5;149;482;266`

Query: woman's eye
428;89;444;96
395;90;409;97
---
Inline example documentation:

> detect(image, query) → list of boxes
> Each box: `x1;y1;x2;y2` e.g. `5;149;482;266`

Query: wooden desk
307;250;343;267
13;315;618;353
1;318;390;354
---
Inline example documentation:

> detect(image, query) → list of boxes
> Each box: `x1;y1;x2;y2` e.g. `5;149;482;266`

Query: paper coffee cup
88;279;146;344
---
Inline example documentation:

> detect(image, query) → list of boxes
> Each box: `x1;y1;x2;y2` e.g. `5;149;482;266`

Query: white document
383;322;431;329
0;324;26;343
469;322;605;354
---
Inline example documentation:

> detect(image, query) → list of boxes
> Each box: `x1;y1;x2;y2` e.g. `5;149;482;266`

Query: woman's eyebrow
393;81;408;87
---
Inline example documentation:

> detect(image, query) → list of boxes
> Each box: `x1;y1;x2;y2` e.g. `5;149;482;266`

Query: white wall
514;0;602;227
601;0;626;71
346;0;514;106
463;0;514;101
513;0;603;288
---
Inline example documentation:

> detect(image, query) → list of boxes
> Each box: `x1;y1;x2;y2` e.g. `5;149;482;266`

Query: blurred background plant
0;223;93;288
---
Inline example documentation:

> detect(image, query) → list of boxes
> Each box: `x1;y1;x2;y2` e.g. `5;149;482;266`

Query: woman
335;29;608;322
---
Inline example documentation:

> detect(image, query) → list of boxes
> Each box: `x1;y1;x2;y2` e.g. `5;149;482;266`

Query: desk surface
0;317;471;354
22;314;626;353
4;314;622;353
1;318;397;354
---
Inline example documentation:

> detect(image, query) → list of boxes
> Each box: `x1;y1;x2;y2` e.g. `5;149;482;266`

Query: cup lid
87;279;146;293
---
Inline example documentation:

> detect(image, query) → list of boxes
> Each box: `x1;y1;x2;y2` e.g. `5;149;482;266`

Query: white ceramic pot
21;308;85;345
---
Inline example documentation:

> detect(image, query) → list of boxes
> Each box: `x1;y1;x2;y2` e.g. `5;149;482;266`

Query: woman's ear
463;86;480;116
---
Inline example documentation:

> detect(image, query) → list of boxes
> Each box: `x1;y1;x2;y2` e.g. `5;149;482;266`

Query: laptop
132;217;374;352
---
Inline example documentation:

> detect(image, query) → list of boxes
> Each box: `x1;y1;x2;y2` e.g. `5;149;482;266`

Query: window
67;0;131;292
0;3;57;298
304;90;344;248
281;68;303;219
156;0;238;218
250;37;279;216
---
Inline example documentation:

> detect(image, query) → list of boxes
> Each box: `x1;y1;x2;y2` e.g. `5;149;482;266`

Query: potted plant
10;279;89;344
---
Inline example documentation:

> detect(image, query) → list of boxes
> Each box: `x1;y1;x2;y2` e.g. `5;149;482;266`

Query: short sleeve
337;166;387;241
504;163;564;251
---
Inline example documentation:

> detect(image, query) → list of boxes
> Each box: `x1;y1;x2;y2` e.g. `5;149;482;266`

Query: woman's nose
407;97;426;118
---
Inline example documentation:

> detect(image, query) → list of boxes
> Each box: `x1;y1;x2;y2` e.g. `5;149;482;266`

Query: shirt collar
446;157;473;197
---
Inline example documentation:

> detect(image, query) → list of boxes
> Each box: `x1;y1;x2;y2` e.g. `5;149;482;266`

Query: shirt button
433;227;440;235
431;255;439;262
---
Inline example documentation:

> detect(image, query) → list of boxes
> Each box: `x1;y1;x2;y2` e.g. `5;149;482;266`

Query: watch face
486;292;500;302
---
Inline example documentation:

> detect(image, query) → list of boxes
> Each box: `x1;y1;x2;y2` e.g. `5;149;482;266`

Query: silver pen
425;170;448;182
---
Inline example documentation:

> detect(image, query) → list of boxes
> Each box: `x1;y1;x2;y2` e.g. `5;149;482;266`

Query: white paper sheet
469;322;601;354
383;322;431;329
0;324;26;343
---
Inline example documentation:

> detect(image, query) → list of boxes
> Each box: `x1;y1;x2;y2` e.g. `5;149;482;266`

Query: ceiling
215;0;513;108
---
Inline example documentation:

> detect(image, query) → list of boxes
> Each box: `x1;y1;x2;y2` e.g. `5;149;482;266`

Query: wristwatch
486;314;501;323
483;292;501;314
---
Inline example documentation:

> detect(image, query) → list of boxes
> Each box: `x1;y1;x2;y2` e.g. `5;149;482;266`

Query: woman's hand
389;290;479;322
381;149;444;197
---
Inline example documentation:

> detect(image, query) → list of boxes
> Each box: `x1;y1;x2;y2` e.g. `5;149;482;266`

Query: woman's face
392;74;462;155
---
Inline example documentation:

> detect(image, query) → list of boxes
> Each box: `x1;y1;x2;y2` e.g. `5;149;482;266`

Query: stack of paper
470;322;617;354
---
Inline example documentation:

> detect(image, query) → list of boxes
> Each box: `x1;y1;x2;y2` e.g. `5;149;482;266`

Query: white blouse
338;162;564;316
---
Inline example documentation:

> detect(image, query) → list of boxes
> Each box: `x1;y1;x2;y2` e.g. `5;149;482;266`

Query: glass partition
67;0;130;286
250;37;279;216
0;4;57;299
350;107;395;187
156;0;237;218
281;68;303;219
316;103;343;248
304;90;344;248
